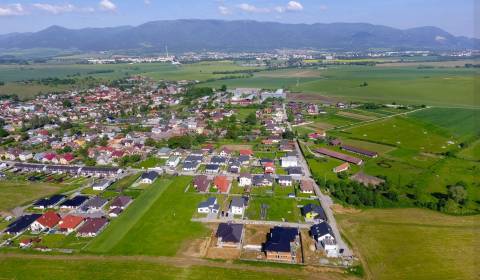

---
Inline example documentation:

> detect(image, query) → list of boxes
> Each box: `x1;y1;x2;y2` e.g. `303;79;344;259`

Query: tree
220;84;227;91
245;112;257;125
447;184;467;204
0;127;8;138
62;99;72;108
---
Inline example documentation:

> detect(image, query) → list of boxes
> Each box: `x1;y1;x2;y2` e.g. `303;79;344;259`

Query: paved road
192;217;313;229
294;139;353;257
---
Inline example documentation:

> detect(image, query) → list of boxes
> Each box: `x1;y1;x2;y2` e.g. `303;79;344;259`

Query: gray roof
141;171;159;181
231;197;245;208
83;196;108;209
216;223;243;243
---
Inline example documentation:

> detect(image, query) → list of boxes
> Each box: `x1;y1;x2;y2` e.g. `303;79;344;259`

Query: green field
203;66;479;107
340;116;453;153
0;255;307;280
409;107;480;138
246;196;302;222
0;180;68;212
88;176;209;256
337;208;479;280
0;61;260;99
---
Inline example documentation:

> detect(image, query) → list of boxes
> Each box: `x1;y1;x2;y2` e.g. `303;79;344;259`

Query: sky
0;0;476;37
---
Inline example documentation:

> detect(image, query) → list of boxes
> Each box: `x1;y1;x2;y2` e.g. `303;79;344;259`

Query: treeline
212;69;263;75
182;87;214;105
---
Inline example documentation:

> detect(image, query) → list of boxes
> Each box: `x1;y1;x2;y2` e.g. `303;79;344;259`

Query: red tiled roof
59;215;84;230
36;211;61;228
214;176;230;193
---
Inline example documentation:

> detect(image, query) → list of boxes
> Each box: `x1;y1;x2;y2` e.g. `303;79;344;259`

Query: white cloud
144;0;151;5
33;3;75;14
319;5;328;11
99;0;116;11
237;3;270;13
275;1;305;14
0;3;25;16
218;5;231;15
286;1;303;11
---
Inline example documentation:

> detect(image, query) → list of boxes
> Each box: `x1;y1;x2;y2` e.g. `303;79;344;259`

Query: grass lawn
246;197;302;223
337;208;479;280
86;178;173;253
457;139;480;161
110;173;141;191
0;180;66;212
89;176;209;256
133;157;166;169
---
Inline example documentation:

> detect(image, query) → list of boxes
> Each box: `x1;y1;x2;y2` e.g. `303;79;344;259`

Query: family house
30;211;61;232
310;222;338;257
60;195;89;209
252;174;274;187
263;227;299;263
110;196;132;210
77;217;108;237
166;156;180;167
280;156;298;168
214;176;230;193
333;162;350;173
300;179;315;194
277;175;293;187
183;161;199;172
92;179;113;191
140;171;159;184
216;223;244;248
301;204;327;222
205;164;221;173
193;175;210;192
4;214;42;235
238;173;252;187
33;194;66;209
58;215;85;234
197;197;219;214
83;196;108;211
230;197;246;216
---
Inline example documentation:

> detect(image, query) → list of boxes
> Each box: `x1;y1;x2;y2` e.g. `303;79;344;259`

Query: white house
197;197;219;214
19;151;33;161
166;156;180;167
92;179;113;191
277;175;293;186
139;171;159;184
238;173;252;187
310;222;338;257
230;197;246;216
281;156;298;168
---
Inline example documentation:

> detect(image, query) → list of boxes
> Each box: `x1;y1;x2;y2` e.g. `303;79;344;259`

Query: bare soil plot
221;144;253;151
300;229;324;265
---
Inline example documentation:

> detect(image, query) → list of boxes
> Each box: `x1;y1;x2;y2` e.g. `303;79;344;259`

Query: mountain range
0;19;477;52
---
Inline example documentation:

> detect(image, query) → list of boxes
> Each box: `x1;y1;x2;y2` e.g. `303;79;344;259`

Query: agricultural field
204;65;478;107
337;208;479;280
0;60;260;99
88;176;209;256
245;197;302;222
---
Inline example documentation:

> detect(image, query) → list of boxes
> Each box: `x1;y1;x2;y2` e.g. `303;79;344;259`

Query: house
238;173;252;187
140;171;159;184
333;162;350;173
183;161;199;172
300;179;315;194
230;197;246;216
77;217;108;237
239;149;253;156
197;197;219;214
228;161;240;173
252;174;274;187
108;207;123;218
301;204;327;222
193;175;210;192
277;175;293;187
214;176;230;193
33;194;66;209
58;215;84;234
238;155;250;165
4;214;42;235
110;196;132;210
280;156;298;168
310;222;338;257
211;156;227;165
286;167;303;179
19;238;41;248
19;151;33;161
205;164;221;173
157;147;172;158
263;227;299;262
30;211;61;232
92;179;113;191
83;196;108;211
184;155;203;164
216;223;244;248
60;195;89;209
350;172;385;187
166;156;180;167
219;147;232;157
263;162;275;174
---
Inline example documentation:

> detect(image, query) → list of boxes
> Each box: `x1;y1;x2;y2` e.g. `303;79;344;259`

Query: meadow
336;208;479;280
